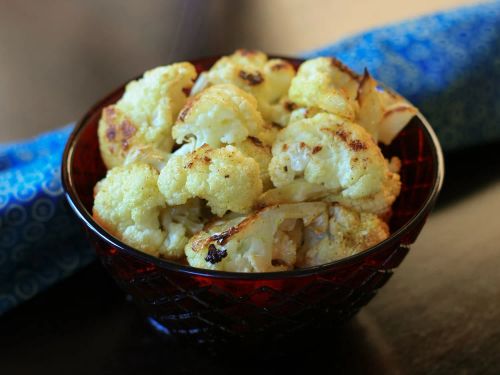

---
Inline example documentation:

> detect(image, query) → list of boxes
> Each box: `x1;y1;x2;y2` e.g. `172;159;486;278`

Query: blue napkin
1;1;499;315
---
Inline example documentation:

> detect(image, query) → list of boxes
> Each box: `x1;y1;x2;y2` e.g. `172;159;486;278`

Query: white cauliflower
93;163;205;259
98;63;197;168
289;57;360;120
324;170;401;216
93;163;166;256
356;70;418;144
159;198;206;258
297;204;389;267
234;136;273;189
172;84;275;148
267;112;401;215
123;144;169;172
157;144;263;216
190;49;296;126
185;202;328;272
270;112;386;196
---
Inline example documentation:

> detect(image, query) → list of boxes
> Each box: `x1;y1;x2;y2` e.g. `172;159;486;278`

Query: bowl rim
62;55;445;280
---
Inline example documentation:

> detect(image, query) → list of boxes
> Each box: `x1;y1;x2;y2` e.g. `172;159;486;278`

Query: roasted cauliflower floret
123;144;169;172
157;144;263;216
289;57;360;120
190;49;295;126
267;112;401;214
356;70;418;144
160;198;206;258
93;163;167;256
93;163;205;259
325;169;401;215
172;84;274;148
98;63;197;168
298;204;389;267
260;173;400;216
270;112;387;196
234;136;273;189
185;202;328;272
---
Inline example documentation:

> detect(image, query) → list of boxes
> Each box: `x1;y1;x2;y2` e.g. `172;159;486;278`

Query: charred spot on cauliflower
98;63;197;168
157;144;263;217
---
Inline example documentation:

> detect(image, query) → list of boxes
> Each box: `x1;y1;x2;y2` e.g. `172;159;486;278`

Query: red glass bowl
62;56;444;343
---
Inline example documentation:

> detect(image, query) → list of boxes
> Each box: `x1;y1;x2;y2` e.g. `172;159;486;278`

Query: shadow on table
0;262;400;375
102;311;401;375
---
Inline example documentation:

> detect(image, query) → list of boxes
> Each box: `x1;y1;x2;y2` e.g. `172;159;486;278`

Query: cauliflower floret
234;136;273;189
159;198;206;258
324;170;401;215
270;112;388;196
185;202;328;272
123;144;169;172
356;70;418;144
289;57;360;120
98;63;197;168
93;163;205;259
297;204;389;267
157;144;263;216
260;173;400;216
259;180;329;206
267;112;401;214
191;49;296;126
172;84;274;148
93;163;167;256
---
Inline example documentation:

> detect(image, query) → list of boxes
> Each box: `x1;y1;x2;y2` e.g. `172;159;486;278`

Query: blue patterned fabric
1;1;499;315
0;126;94;314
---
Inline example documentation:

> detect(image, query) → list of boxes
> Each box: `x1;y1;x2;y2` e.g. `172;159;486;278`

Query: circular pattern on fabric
0;193;9;210
37;260;61;284
0;227;18;249
5;204;28;226
14;185;37;202
14;276;39;300
32;198;56;222
10;244;29;263
22;222;46;243
42;175;63;197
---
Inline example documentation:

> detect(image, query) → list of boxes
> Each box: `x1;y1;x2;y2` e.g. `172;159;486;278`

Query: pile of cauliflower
93;49;417;272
